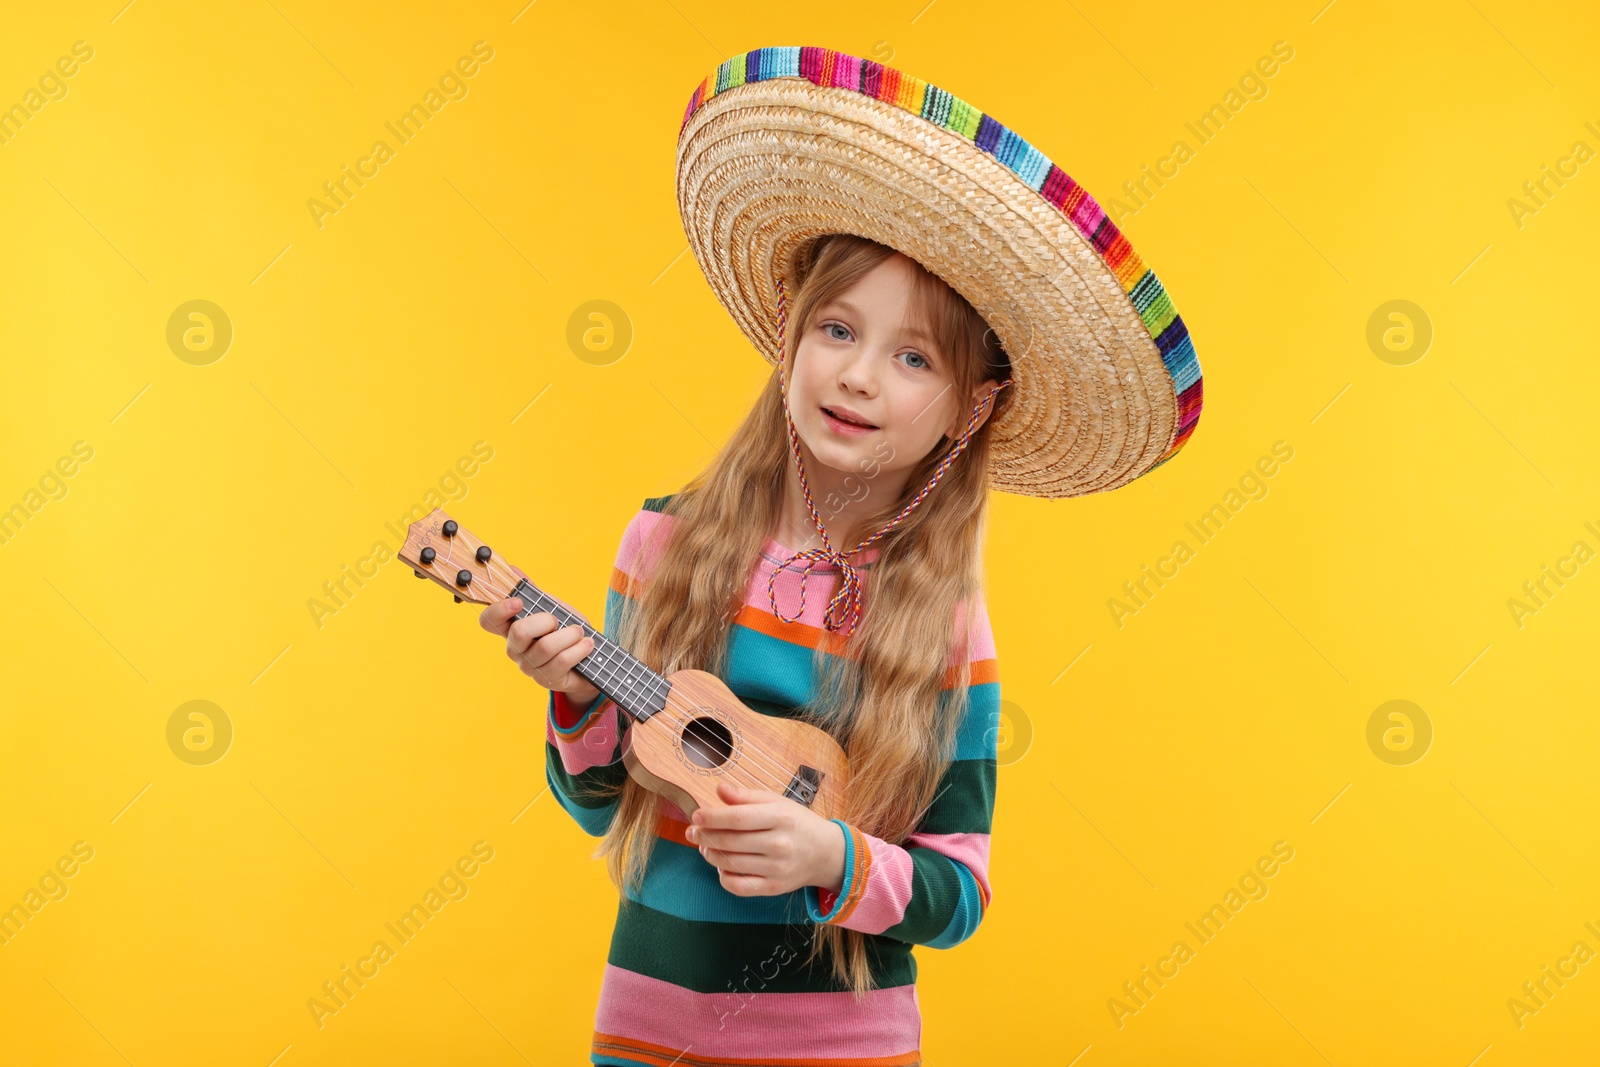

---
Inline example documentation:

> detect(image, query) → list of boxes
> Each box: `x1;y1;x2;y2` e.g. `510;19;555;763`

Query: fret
511;579;667;722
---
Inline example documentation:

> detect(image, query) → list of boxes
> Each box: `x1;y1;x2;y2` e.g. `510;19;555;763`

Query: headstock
397;509;527;606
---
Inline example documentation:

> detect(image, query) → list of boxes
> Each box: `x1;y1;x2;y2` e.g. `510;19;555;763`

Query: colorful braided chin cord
765;275;1013;638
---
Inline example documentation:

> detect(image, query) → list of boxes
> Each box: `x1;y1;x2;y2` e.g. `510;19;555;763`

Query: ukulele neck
508;579;667;724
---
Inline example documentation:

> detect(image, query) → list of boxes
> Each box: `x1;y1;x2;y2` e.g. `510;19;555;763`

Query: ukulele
399;508;853;820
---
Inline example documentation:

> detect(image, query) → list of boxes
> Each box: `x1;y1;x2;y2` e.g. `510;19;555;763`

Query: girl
483;45;1201;1067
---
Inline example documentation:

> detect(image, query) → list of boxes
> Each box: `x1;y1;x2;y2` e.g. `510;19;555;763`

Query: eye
820;321;852;341
899;350;931;370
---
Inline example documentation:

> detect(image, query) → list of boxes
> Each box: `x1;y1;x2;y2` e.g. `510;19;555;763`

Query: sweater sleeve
542;505;661;836
801;597;999;948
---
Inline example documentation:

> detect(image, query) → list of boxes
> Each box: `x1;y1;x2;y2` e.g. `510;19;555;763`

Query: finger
700;846;770;876
543;629;596;675
717;871;772;896
478;597;523;636
506;612;562;658
695;802;778;832
690;827;779;853
717;781;783;806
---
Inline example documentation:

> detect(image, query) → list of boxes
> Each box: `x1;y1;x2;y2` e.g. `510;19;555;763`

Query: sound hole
680;716;734;769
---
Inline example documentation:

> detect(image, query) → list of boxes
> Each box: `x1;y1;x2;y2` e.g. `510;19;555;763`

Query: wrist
562;681;600;710
815;818;847;893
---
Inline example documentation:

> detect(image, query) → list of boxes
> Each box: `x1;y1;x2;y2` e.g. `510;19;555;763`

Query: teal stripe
722;622;823;709
803;819;855;923
545;759;619;837
924;857;985;948
765;45;801;78
952;680;1000;760
549;693;609;738
630;839;811;924
1167;333;1200;392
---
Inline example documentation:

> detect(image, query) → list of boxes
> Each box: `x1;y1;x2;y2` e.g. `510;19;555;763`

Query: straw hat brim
676;47;1202;499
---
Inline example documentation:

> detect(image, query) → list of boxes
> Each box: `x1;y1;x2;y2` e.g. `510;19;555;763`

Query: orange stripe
877;64;901;105
941;657;998;689
829;825;873;925
554;696;613;741
594;1031;921;1067
655;809;692;847
609;564;648;599
608;583;998;688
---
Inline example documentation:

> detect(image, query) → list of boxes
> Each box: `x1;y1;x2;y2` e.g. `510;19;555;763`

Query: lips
821;405;878;429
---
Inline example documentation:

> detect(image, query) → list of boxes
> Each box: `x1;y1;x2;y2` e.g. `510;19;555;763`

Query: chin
796;422;865;471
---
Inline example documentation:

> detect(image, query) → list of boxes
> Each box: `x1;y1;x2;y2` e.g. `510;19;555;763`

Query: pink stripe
741;543;872;629
906;830;992;906
837;832;915;934
951;595;996;665
1070;196;1105;236
547;701;626;774
831;53;862;90
834;830;993;934
594;964;919;1057
626;508;993;667
617;509;675;585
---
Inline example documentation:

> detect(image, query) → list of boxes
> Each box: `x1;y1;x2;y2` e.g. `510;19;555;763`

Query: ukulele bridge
784;765;824;808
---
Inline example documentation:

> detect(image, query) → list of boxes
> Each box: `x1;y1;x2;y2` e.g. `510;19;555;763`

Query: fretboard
510;579;668;722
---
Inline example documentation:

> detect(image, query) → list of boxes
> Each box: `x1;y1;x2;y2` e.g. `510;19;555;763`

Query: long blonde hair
591;233;1011;997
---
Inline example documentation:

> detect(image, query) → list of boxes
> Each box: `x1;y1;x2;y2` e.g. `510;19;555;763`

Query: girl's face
789;253;996;478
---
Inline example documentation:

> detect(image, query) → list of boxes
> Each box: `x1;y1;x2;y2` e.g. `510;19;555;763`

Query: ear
942;378;1002;439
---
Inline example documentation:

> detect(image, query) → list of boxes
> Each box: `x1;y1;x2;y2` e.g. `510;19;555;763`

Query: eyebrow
822;298;938;348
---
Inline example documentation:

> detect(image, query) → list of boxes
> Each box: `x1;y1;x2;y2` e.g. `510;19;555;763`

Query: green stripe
920;757;996;834
946;96;982;139
879;847;964;944
545;738;627;807
607;898;917;993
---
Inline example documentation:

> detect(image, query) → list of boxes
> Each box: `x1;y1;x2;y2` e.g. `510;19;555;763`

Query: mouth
820;405;879;432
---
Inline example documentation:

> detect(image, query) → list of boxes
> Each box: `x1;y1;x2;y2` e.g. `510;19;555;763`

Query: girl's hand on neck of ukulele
685;780;848;897
479;596;602;710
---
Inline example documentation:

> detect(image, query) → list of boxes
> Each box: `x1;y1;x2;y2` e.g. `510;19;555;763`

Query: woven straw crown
675;46;1202;499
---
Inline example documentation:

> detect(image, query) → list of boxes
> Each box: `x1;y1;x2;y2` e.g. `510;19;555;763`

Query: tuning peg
476;545;492;564
442;520;458;538
414;569;425;579
453;595;462;603
419;546;436;565
455;570;472;587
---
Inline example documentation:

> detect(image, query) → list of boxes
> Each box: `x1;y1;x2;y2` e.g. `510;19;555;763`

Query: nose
836;345;879;396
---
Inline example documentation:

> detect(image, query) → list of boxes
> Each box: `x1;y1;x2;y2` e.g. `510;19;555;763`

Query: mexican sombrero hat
675;46;1203;500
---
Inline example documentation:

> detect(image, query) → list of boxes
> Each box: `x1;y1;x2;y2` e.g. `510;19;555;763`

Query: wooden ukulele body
621;669;852;822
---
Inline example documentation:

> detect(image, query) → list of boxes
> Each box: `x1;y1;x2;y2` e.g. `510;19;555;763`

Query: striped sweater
545;496;999;1066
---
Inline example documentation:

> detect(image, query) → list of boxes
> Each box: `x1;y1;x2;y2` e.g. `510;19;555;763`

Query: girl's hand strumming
686;780;848;897
479;597;602;710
